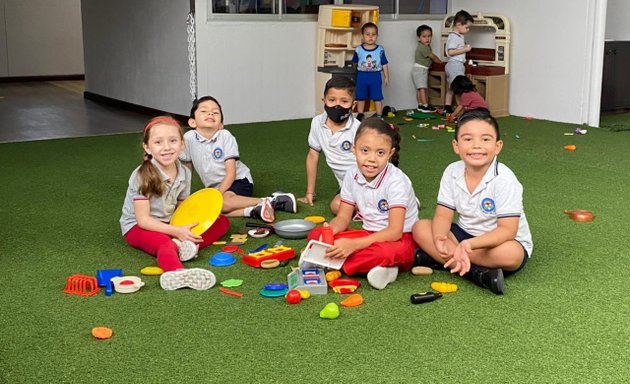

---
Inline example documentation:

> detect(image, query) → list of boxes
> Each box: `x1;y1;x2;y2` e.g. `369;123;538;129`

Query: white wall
606;0;630;40
195;0;443;124
82;0;191;115
0;0;83;77
452;0;603;125
81;0;606;125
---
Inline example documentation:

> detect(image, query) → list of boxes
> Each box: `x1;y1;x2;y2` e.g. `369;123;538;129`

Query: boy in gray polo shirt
443;10;473;115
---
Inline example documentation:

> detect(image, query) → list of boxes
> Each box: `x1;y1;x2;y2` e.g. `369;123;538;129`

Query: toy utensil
246;219;316;239
410;292;443;304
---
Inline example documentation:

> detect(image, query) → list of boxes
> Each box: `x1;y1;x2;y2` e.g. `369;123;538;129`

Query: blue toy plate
264;283;288;291
209;252;237;267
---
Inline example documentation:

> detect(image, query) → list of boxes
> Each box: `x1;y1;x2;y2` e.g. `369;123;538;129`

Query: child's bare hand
464;44;472;52
444;240;472;276
298;194;315;206
325;238;356;259
435;236;454;260
173;223;203;243
384;78;390;86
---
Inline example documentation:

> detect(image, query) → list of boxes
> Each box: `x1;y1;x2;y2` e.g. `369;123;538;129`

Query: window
211;0;446;16
342;0;446;15
212;0;334;14
399;0;447;15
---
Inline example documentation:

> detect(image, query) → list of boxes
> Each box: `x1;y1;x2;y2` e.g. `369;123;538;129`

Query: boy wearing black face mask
298;77;360;214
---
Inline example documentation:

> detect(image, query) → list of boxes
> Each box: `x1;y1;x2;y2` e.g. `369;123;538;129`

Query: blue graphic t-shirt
352;45;388;72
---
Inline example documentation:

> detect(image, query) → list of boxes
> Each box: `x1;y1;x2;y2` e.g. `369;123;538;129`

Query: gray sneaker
270;192;297;213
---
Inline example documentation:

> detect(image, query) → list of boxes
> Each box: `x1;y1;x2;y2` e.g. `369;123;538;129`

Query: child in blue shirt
352;22;389;119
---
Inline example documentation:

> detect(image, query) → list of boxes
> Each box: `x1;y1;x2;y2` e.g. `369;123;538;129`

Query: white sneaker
367;266;399;290
172;239;199;262
160;268;216;291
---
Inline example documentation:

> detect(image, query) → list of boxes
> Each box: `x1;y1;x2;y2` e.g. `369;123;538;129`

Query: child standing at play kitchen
120;116;229;277
412;24;442;113
299;76;360;214
180;96;297;222
443;10;474;115
352;22;389;119
412;110;532;295
308;118;419;290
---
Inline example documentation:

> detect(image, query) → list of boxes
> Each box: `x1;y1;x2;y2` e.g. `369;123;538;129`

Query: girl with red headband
119;116;229;289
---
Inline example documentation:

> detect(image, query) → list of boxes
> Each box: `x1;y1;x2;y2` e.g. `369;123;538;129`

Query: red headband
144;117;181;133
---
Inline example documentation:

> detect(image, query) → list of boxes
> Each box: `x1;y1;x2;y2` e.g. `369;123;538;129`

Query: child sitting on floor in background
299;76;360;214
120;116;229;289
412;109;533;295
308;118;419;290
180;96;296;223
450;75;489;120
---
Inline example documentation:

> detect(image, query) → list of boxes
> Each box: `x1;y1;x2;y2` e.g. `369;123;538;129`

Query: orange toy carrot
340;293;364;307
564;145;576;151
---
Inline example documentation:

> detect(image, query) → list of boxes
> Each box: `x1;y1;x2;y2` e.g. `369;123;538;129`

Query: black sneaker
270;192;297;213
443;105;454;114
464;265;505;295
413;248;444;270
356;113;365;121
249;198;274;223
418;104;437;113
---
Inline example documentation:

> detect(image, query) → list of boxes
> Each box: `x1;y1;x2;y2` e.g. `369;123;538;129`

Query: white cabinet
315;5;379;113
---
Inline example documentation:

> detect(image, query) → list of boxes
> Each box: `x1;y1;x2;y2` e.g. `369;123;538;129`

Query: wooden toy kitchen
430;13;511;117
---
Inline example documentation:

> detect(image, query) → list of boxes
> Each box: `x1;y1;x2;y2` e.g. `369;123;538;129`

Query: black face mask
324;104;352;124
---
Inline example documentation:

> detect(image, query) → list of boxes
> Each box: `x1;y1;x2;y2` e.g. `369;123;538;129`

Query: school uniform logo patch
213;147;224;160
377;199;389;213
340;140;352;152
481;198;495;213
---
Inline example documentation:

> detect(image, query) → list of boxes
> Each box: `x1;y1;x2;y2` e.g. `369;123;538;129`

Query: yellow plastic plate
304;216;326;224
170;188;223;235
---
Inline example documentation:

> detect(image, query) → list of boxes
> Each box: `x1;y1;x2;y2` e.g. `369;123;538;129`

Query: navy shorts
450;223;528;275
227;178;254;197
356;71;383;101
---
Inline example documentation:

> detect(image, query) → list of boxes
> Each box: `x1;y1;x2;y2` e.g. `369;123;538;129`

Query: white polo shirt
437;158;533;256
340;163;419;233
120;159;191;235
308;112;360;186
180;129;253;188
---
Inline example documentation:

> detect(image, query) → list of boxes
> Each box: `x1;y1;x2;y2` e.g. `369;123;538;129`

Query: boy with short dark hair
299;76;360;214
352;22;389;119
412;24;442;113
412;109;533;295
444;10;474;114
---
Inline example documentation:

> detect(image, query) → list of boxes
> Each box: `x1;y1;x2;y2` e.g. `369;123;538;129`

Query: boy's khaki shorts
411;65;429;89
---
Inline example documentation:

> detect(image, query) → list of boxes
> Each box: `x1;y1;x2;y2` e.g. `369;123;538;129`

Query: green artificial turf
1;114;630;383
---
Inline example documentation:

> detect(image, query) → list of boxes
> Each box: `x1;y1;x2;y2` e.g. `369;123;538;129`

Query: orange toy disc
91;327;113;339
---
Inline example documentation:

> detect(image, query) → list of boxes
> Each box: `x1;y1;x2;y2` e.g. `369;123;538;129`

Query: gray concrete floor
0;81;150;143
